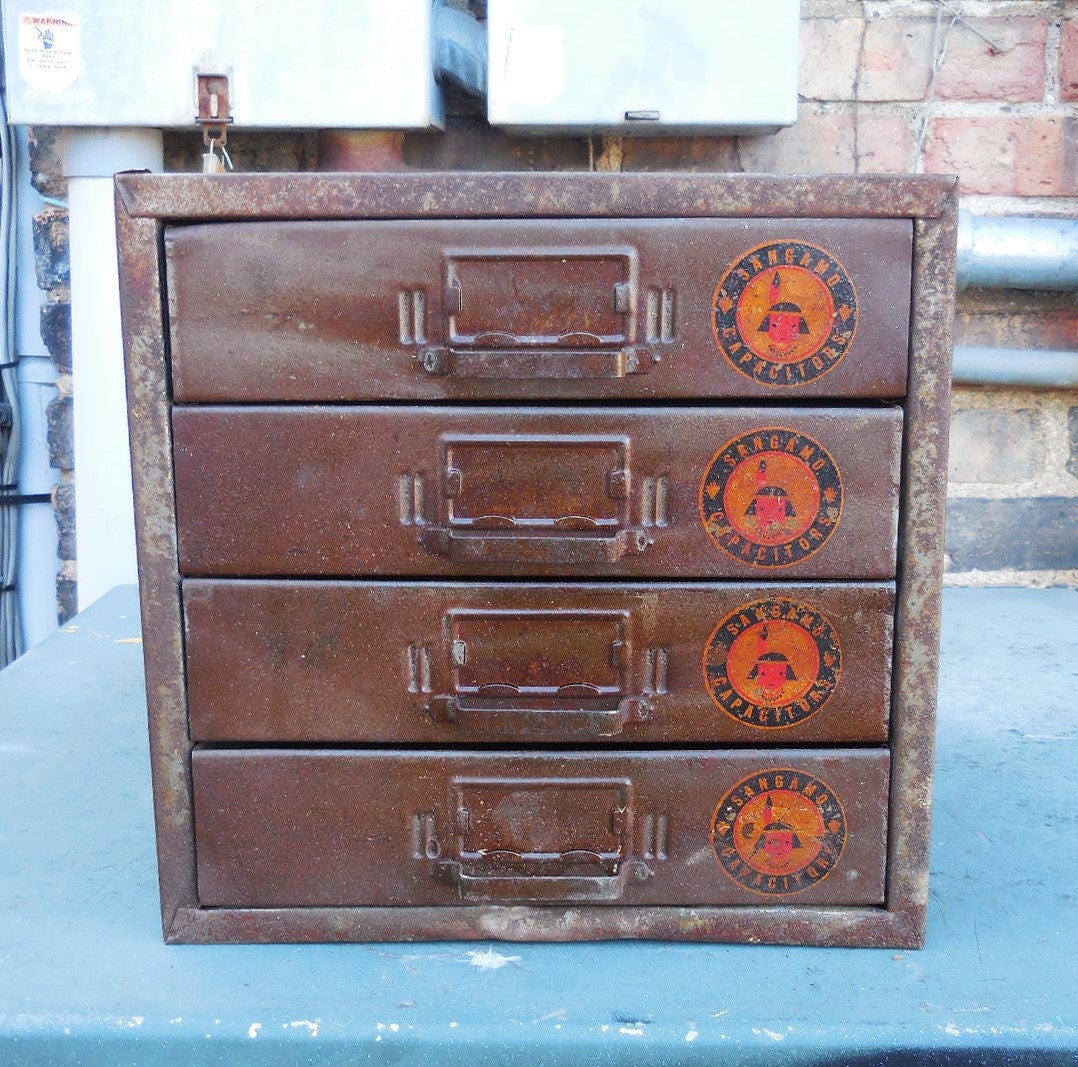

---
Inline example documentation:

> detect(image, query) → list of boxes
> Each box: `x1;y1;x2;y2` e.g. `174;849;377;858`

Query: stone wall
27;128;76;621
28;0;1078;620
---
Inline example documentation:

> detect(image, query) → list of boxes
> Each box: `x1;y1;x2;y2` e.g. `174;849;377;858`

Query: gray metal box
2;0;443;129
487;0;800;134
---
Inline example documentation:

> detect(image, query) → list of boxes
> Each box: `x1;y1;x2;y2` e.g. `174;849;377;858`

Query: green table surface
0;585;1075;1065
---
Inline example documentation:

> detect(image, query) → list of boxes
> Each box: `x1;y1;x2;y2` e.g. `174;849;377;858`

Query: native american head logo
703;598;842;728
711;769;848;895
711;241;858;387
699;429;843;567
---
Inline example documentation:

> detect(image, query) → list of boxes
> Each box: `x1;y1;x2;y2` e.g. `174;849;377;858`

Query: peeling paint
467;949;521;971
753;1027;786;1041
248;1023;261;1039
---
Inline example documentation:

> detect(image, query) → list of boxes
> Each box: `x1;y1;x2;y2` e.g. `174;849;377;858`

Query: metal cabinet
117;172;957;947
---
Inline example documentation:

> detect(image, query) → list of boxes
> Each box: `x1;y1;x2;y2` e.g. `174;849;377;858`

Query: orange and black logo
704;598;841;728
699;428;843;567
711;769;847;896
711;240;858;387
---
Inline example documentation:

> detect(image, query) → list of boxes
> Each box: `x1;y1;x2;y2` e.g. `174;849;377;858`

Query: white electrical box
2;0;443;129
488;0;800;134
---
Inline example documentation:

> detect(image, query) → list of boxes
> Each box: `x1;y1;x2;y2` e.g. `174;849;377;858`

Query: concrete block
946;497;1078;571
948;408;1041;485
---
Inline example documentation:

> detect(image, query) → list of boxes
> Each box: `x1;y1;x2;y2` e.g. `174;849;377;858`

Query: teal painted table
0;586;1075;1064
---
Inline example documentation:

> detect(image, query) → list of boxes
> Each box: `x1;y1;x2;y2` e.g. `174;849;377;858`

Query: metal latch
196;73;233;173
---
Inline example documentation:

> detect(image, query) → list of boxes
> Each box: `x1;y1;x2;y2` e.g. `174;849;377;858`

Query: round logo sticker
699;428;843;567
711;240;858;387
710;769;847;896
703;598;842;728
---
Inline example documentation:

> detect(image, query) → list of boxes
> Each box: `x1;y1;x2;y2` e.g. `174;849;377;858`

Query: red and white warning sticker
18;14;80;92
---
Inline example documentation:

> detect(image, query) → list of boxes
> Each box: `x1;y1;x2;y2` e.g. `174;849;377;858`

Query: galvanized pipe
957;209;1078;291
952;345;1078;389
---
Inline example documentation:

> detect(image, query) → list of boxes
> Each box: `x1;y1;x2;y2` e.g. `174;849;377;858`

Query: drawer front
184;580;895;744
166;218;911;402
172;406;902;579
193;749;889;907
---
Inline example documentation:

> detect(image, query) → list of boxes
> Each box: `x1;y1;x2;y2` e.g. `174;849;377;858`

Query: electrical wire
0;24;24;665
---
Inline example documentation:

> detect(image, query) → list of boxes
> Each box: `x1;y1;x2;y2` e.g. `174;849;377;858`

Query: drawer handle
427;694;652;739
419;345;649;380
433;775;642;902
419;526;651;565
442;870;636;902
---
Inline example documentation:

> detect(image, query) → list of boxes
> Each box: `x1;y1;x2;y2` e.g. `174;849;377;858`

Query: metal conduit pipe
954;210;1077;388
952;346;1078;389
957;209;1078;291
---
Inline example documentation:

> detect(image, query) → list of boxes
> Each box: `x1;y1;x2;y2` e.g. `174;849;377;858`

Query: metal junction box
116;172;957;947
487;0;800;134
2;0;442;128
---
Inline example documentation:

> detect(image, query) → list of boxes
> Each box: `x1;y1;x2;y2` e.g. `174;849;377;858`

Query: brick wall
30;0;1078;620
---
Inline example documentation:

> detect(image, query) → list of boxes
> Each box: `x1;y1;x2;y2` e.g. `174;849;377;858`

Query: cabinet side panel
115;189;196;934
888;186;959;943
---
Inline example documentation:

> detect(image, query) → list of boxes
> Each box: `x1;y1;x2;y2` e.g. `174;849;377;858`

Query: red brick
935;18;1047;103
924;116;1074;196
736;108;910;176
799;18;864;101
1062;18;1078;103
856;114;914;174
738;108;856;173
619;137;740;172
858;18;934;101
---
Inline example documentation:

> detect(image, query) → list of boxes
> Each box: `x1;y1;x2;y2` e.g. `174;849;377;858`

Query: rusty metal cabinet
116;173;957;947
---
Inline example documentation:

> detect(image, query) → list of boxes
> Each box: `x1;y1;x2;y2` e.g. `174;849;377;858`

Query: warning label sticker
19;14;80;92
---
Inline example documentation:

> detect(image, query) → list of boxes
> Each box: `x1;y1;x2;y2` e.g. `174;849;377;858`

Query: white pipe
63;127;162;612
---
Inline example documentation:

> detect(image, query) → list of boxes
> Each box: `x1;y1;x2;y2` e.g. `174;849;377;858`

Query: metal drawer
172;405;903;579
183;579;895;744
165;218;911;402
192;749;889;908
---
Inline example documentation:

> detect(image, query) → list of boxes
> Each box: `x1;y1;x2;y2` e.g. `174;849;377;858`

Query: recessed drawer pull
435;776;635;902
445;871;631;902
419;345;648;380
418;525;651;565
425;694;653;739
